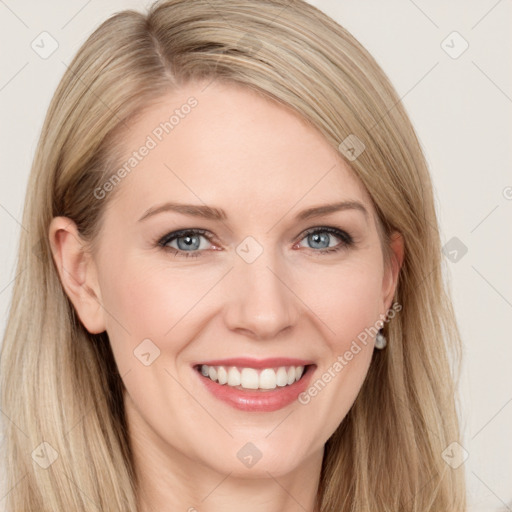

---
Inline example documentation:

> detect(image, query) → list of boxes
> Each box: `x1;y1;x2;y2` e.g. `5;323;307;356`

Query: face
56;80;402;480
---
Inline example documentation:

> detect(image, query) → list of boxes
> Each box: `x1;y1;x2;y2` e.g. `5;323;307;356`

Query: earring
375;329;387;349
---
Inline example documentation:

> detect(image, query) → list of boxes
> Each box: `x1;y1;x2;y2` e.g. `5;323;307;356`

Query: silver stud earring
375;329;387;350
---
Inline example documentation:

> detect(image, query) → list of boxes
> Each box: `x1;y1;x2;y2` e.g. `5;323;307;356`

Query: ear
381;231;404;315
48;216;106;334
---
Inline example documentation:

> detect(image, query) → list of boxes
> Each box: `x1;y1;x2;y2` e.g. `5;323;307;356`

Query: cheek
95;252;199;371
295;261;383;432
307;258;384;346
96;248;232;377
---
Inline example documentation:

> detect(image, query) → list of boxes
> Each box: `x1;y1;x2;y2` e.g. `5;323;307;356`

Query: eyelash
157;226;354;259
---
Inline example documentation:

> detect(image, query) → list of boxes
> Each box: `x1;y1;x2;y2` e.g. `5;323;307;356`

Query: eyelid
298;226;353;245
158;228;214;245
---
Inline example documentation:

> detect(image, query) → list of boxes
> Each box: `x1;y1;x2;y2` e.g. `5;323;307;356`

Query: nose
223;246;299;340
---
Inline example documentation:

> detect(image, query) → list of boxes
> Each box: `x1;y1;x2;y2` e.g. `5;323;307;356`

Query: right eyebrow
138;202;227;222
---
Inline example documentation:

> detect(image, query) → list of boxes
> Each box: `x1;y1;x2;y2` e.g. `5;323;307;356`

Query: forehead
106;80;373;224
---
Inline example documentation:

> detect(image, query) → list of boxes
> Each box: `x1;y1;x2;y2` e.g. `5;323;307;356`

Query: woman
0;0;467;510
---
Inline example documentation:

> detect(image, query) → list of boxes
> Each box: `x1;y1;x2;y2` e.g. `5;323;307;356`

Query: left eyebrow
293;201;369;223
137;200;369;223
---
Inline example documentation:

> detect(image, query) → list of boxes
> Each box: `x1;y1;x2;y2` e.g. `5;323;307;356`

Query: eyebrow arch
138;202;227;222
138;200;369;223
295;201;368;222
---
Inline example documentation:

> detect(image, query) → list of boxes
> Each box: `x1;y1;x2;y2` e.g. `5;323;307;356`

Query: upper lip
193;357;315;369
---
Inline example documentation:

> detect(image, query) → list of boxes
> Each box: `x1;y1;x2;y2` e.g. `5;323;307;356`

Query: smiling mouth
194;363;313;391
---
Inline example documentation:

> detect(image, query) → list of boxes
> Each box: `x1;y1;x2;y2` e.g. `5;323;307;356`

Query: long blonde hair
0;0;467;510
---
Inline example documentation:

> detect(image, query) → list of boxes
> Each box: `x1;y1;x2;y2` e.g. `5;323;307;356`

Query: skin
50;80;404;512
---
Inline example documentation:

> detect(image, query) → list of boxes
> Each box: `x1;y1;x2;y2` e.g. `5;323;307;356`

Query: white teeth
198;364;307;390
227;367;241;387
240;368;259;389
259;368;277;389
217;366;228;385
276;367;289;387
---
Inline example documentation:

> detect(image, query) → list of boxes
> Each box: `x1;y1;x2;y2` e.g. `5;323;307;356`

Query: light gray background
0;1;511;510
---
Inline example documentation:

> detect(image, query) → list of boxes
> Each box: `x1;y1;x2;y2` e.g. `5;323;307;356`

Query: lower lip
194;365;315;412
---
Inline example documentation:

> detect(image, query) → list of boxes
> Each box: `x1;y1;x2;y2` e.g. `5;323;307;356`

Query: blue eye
158;229;211;258
298;227;353;255
157;226;353;258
